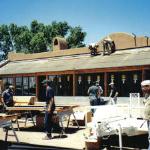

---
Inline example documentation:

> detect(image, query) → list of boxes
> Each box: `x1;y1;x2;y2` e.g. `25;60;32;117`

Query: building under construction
0;32;149;101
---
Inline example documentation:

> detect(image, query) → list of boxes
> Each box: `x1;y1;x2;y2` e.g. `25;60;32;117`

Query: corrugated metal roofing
0;47;150;75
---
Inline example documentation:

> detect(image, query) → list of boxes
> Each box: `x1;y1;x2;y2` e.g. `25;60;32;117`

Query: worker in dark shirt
2;85;14;107
109;82;118;104
88;81;99;114
42;79;55;140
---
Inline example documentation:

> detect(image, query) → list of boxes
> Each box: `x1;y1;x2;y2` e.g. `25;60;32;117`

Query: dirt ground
0;119;86;150
0;102;149;150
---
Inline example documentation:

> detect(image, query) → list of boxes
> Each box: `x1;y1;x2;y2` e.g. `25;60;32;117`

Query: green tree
67;26;86;48
51;21;70;38
31;20;45;34
31;20;39;34
0;20;86;60
15;30;32;53
0;25;12;60
30;32;47;53
9;23;29;52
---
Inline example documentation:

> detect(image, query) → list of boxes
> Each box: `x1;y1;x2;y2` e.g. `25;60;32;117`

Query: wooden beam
73;73;76;96
36;76;39;99
13;77;16;95
46;75;48;80
104;72;108;96
75;65;150;74
142;69;146;81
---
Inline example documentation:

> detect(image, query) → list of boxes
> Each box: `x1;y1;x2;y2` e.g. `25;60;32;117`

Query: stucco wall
8;32;150;61
136;37;148;47
97;32;150;50
109;32;135;49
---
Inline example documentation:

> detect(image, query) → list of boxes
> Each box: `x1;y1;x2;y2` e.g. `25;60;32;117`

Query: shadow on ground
0;140;82;150
18;125;85;135
101;133;149;149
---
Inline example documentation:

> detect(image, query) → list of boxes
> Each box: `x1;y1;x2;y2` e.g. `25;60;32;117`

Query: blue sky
0;0;150;45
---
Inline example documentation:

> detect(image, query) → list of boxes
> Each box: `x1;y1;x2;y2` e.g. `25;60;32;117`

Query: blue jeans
90;98;97;114
44;111;53;136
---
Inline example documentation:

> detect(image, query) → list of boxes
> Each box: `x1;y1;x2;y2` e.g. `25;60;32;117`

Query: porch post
13;77;16;95
104;72;108;96
73;73;76;96
142;69;146;81
36;76;39;99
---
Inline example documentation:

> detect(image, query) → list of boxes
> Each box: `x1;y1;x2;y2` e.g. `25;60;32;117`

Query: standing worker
1;84;14;107
109;82;118;104
141;80;150;150
42;80;55;140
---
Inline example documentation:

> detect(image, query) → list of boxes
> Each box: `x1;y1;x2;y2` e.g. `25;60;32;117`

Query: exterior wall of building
148;38;150;46
8;47;89;61
109;32;136;49
97;32;150;51
2;69;149;99
136;37;148;47
8;32;150;62
53;37;68;51
1;32;150;99
97;32;135;50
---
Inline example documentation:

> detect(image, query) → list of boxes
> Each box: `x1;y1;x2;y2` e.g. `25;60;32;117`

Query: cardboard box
85;138;100;150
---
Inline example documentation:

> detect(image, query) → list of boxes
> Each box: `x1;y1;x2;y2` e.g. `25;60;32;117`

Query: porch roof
0;47;150;75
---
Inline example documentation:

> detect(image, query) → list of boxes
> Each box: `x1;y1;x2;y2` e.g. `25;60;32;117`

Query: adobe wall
97;32;150;50
53;37;68;51
8;32;150;61
109;32;135;49
8;47;90;61
148;38;150;46
136;37;148;47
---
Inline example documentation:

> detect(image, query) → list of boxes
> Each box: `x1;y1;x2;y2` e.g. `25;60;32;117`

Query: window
15;76;36;96
15;77;22;96
2;77;14;87
23;77;29;95
29;77;36;96
7;78;14;85
2;78;7;86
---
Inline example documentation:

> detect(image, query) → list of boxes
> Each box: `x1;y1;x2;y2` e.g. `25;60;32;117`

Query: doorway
38;76;46;101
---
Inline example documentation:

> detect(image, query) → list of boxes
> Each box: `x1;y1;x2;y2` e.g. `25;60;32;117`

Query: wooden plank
5;105;78;112
0;114;18;121
6;106;45;111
